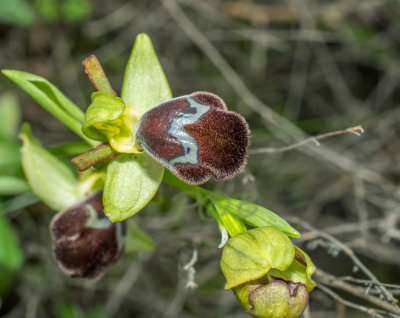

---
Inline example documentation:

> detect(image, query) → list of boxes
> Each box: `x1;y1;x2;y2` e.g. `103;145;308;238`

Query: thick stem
71;143;120;171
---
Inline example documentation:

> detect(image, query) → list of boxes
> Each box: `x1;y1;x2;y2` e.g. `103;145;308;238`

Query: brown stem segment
82;55;117;96
71;143;120;171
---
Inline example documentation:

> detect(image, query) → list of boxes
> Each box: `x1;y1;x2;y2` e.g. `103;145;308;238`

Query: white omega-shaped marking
85;204;112;229
168;97;211;167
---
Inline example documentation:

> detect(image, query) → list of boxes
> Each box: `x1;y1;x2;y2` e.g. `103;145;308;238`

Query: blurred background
1;0;400;317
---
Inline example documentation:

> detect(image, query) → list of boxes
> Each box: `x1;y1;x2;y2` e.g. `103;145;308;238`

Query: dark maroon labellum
136;92;250;184
50;192;126;279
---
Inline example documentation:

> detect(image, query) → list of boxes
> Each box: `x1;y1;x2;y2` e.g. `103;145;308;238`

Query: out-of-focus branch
249;125;364;154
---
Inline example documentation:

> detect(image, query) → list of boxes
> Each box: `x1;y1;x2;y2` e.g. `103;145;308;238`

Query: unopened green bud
220;226;316;318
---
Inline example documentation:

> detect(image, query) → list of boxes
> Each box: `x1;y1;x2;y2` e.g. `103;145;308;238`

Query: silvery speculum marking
167;97;211;167
85;204;113;229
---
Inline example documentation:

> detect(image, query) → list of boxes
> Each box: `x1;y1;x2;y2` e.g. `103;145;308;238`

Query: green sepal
221;226;295;289
121;33;172;113
103;153;164;222
82;92;125;142
19;123;82;211
269;246;316;291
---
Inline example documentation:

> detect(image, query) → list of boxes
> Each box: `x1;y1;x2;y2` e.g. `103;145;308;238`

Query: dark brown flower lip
50;192;126;279
136;91;250;184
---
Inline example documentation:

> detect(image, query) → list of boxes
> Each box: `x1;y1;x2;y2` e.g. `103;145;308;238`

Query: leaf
0;0;35;27
220;226;295;289
61;0;93;22
0;205;23;286
35;0;58;22
121;33;172;114
211;196;300;238
3;192;40;213
0;92;20;140
102;33;171;221
103;153;164;222
2;70;96;146
19;124;82;211
0;140;21;173
0;176;30;196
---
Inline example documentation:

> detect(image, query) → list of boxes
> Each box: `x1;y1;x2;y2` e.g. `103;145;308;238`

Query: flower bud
50;192;126;279
233;278;308;318
220;226;315;318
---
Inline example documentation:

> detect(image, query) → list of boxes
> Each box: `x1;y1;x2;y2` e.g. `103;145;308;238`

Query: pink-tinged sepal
136;92;249;184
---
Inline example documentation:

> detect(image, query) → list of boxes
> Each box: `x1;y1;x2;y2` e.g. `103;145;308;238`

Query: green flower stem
71;143;120;171
82;55;116;96
163;170;247;236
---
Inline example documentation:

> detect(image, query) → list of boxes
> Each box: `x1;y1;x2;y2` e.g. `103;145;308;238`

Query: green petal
103;153;164;222
221;226;295;289
19;124;82;211
269;246;316;291
82;92;126;141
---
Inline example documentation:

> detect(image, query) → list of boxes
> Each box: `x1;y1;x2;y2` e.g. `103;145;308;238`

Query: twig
161;0;391;188
105;255;151;315
249;126;364;154
317;283;386;318
290;217;400;309
340;276;400;291
315;269;400;316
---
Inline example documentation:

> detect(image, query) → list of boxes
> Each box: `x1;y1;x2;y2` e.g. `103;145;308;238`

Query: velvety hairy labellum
136;92;249;184
50;192;126;279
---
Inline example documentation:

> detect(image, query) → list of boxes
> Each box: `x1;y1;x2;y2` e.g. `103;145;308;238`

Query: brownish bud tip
233;277;309;318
